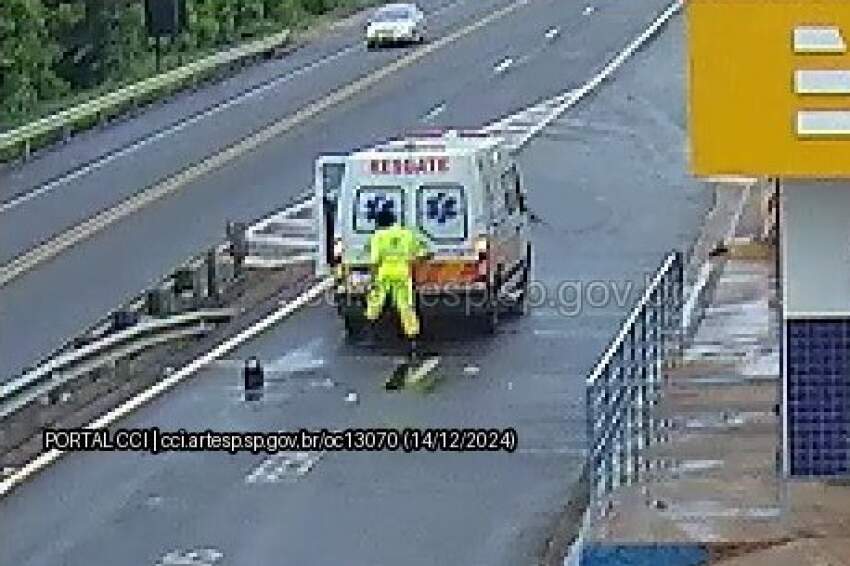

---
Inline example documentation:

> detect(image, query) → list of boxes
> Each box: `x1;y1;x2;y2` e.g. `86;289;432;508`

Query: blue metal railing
585;251;684;504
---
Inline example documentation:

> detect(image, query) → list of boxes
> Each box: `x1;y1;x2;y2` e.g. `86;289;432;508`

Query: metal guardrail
585;251;685;504
0;30;290;161
0;186;316;420
0;309;235;420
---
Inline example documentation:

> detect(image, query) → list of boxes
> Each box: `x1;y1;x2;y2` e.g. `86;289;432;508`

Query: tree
0;0;66;120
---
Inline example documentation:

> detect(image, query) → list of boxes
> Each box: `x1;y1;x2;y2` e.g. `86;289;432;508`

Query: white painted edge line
683;180;751;333
0;277;334;498
562;503;593;566
514;0;683;152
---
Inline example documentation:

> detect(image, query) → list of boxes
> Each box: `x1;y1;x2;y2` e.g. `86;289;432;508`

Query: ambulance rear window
417;184;468;243
353;185;405;234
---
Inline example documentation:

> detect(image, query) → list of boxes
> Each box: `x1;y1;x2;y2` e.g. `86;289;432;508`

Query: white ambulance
314;129;532;336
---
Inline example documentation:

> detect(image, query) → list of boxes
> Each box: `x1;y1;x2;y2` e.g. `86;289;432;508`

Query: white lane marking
0;44;360;215
0;278;334;498
493;57;514;74
245;451;322;484
405;356;440;386
544;27;560;40
513;0;683;151
421;102;447;122
155;548;223;566
583;5;595;16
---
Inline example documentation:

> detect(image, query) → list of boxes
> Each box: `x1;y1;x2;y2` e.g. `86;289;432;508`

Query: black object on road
244;356;265;401
385;363;408;390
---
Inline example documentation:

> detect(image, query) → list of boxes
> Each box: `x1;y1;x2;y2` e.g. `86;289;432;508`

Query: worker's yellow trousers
365;276;420;338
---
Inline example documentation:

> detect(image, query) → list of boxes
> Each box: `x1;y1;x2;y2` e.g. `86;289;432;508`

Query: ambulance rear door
315;155;347;277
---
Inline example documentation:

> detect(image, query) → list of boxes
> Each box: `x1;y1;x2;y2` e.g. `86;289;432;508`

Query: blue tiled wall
787;319;850;477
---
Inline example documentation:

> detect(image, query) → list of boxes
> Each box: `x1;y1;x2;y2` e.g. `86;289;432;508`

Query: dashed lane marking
155;548;223;566
245;451;323;484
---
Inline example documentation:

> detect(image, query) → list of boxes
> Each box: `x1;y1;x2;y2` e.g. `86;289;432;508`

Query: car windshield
373;7;413;22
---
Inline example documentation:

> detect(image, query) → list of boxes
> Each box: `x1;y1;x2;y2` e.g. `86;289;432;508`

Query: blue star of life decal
425;192;458;224
365;195;396;221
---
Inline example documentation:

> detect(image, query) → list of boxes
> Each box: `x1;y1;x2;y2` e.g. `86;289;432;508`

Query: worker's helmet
375;205;396;228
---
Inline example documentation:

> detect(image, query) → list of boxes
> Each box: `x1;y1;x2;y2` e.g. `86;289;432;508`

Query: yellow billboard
689;0;850;177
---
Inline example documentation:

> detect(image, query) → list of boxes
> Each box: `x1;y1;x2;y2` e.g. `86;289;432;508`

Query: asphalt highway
1;0;676;380
1;15;708;565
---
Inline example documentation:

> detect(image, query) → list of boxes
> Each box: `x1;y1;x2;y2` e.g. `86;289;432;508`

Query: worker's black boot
385;363;407;390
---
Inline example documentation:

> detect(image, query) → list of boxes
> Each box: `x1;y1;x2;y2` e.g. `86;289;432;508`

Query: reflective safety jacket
369;224;430;280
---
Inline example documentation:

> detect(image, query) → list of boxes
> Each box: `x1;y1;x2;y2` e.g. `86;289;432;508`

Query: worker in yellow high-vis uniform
365;206;431;356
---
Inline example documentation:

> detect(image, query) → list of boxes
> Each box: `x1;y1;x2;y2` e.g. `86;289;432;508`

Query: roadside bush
0;0;379;131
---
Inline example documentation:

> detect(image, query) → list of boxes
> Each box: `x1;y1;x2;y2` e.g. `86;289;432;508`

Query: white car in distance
365;3;426;49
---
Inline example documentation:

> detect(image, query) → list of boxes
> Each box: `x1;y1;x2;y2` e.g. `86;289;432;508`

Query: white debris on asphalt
583;5;595;15
345;391;359;404
310;377;335;388
463;365;480;376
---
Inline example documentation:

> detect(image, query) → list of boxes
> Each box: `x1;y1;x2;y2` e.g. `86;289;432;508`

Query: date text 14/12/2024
43;427;519;454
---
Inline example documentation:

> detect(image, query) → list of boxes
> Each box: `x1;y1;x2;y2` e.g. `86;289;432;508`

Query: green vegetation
0;0;373;130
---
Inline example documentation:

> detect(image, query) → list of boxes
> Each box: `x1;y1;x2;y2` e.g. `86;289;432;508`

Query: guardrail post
207;248;219;304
